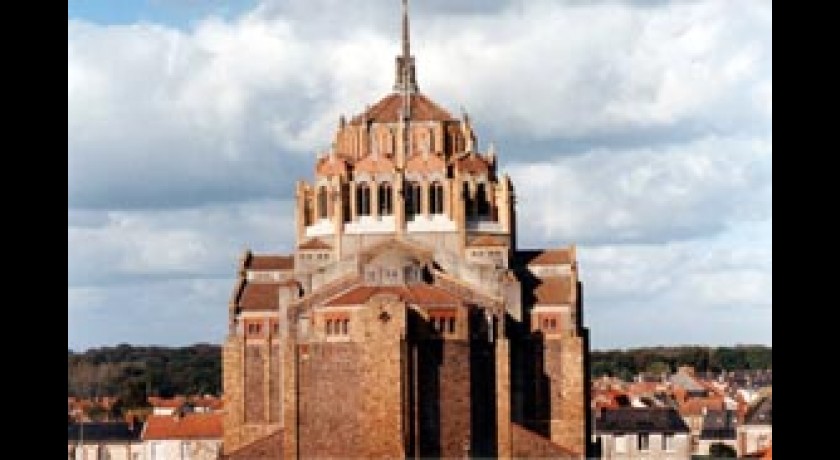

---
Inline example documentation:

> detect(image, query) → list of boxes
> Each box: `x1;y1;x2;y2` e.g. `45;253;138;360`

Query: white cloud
67;0;772;350
68;199;295;286
509;135;771;246
579;220;771;348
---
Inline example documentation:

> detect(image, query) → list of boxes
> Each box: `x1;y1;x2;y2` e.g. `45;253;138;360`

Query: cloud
579;220;771;348
67;0;772;350
68;199;295;286
509;134;771;246
68;0;771;210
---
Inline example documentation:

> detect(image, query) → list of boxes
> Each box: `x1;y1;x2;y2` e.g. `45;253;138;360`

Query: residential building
737;396;772;457
696;409;738;456
142;412;223;460
68;421;143;460
595;407;690;459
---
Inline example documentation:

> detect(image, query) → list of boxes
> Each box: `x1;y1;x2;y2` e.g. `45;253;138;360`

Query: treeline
68;343;221;401
590;345;772;381
68;344;771;399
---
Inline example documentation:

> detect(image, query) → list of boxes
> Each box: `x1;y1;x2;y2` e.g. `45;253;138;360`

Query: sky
68;0;772;351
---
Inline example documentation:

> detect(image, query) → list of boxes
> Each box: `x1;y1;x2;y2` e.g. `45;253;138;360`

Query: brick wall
245;345;265;423
297;342;366;458
417;340;472;457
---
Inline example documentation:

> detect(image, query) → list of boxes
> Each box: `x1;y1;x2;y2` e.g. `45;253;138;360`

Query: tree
646;360;671;375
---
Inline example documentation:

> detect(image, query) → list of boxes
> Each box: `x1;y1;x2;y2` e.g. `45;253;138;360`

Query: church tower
222;1;590;458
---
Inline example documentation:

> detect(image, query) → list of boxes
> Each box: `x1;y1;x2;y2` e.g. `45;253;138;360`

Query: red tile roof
678;396;725;417
238;281;299;311
350;93;455;124
315;155;349;176
325;284;460;306
456;155;490;175
468;235;508;247
298;238;332;250
142;413;223;440
148;396;186;409
533;276;573;304
246;255;294;270
518;249;573;265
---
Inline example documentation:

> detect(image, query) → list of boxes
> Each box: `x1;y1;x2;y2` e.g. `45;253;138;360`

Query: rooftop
142;413;223;440
595;407;689;434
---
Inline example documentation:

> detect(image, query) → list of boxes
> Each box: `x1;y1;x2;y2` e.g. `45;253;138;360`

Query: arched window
379;182;393;216
448;317;455;333
317;186;329;219
463;182;474;218
550;318;557;330
326;319;332;335
476;183;490;217
342;319;349;335
356;183;371;216
303;198;313;226
405;181;422;218
429;182;444;214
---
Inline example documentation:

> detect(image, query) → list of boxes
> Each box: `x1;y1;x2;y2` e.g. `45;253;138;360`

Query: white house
141;412;223;460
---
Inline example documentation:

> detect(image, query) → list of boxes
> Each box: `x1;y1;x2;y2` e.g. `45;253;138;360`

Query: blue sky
68;0;772;351
68;0;257;28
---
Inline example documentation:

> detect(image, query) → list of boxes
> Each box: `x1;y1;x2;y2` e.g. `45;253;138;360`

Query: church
222;1;589;458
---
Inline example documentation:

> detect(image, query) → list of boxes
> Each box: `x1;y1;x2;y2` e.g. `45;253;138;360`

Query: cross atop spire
393;0;418;93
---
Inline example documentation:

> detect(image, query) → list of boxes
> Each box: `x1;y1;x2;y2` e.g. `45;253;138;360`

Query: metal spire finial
394;0;418;93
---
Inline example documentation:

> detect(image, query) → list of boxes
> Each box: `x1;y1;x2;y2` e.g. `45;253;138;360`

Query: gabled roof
516;249;574;266
455;154;490;175
246;254;294;271
238;280;299;311
68;422;142;442
744;396;772;425
358;238;433;265
595;407;689;434
350;93;455;123
533;276;573;304
298;238;332;250
325;284;459;307
142;413;223;440
315;155;349;176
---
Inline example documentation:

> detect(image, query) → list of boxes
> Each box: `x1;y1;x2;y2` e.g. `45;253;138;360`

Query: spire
402;0;410;60
393;0;418;93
